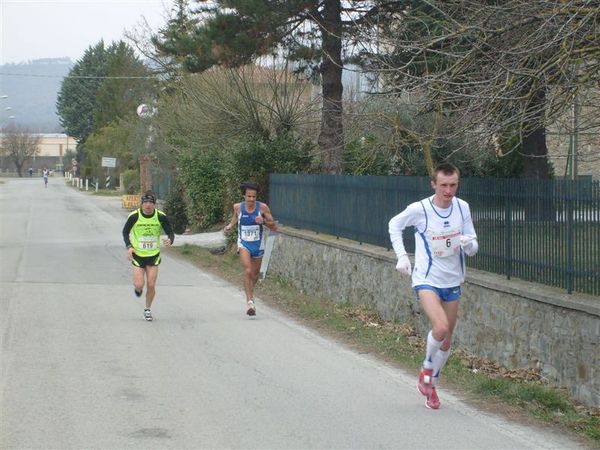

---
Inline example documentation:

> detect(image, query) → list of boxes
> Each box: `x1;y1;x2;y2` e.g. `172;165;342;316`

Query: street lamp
137;103;157;194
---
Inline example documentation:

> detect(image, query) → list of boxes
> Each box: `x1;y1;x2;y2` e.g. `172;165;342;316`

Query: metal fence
269;173;600;296
151;166;173;201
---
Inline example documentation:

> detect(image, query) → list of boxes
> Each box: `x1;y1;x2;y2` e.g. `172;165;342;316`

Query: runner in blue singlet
238;200;265;258
224;181;277;316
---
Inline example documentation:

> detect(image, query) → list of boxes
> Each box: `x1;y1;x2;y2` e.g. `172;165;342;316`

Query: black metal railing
270;173;599;296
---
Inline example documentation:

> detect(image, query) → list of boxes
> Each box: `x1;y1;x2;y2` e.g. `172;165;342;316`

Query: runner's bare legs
239;248;261;303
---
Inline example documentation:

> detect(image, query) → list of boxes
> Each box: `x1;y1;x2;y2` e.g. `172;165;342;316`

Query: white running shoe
246;300;256;316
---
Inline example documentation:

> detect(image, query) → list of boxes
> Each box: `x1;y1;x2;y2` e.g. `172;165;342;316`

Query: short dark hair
433;163;460;181
240;181;259;194
141;191;156;204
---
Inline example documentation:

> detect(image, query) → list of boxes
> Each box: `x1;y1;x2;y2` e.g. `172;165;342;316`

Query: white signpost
101;157;116;168
101;157;116;189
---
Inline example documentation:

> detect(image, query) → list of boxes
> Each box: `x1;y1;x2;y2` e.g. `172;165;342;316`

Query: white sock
423;330;443;370
432;348;451;385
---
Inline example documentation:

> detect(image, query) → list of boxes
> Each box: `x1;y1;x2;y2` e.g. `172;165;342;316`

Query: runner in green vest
122;191;174;321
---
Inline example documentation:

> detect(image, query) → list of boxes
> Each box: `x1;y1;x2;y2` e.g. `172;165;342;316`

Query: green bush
343;135;393;175
480;135;525;178
174;134;313;230
228;134;313;202
164;176;188;234
180;149;225;230
121;169;140;194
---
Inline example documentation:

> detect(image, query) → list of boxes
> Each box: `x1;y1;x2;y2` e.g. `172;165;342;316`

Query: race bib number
429;229;460;258
138;236;158;250
241;225;260;242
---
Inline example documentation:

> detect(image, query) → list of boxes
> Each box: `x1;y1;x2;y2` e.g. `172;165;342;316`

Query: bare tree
358;0;600;178
156;64;319;155
0;125;41;177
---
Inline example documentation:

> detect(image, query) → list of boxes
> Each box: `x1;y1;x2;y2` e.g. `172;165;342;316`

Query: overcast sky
1;0;173;65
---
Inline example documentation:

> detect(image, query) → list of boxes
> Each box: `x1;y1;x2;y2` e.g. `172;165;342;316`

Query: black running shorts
132;252;161;268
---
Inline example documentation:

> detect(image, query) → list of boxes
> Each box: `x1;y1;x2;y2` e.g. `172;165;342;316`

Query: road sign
101;157;116;168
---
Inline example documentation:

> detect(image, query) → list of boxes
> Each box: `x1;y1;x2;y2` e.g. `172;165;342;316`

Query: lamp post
137;103;157;195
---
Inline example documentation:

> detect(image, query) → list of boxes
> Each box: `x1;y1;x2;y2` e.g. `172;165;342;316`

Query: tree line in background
0;127;41;177
45;0;598;233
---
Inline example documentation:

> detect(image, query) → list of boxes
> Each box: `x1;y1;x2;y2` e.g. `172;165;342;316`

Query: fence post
504;198;512;279
566;186;574;294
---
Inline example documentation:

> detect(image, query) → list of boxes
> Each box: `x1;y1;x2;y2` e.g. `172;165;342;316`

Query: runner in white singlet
388;163;478;410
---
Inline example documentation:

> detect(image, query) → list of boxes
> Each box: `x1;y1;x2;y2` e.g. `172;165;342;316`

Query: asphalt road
0;177;587;449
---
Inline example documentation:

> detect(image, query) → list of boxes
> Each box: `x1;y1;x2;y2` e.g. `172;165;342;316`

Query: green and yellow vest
129;208;162;257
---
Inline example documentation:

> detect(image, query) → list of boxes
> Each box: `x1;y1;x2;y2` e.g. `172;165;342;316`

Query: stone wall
268;227;600;407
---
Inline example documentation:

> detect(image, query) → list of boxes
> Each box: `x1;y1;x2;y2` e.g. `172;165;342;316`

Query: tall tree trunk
522;126;550;179
318;0;344;174
522;88;550;179
522;88;553;221
14;159;24;177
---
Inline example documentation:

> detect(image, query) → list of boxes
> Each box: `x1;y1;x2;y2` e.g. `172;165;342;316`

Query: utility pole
571;95;579;180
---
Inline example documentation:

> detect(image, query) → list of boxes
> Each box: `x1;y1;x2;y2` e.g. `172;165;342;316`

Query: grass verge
173;243;600;446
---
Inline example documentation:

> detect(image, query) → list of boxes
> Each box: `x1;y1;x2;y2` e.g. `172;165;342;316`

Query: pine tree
152;0;401;174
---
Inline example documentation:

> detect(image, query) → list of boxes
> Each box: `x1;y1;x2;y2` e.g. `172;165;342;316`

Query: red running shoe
418;368;433;396
426;386;441;409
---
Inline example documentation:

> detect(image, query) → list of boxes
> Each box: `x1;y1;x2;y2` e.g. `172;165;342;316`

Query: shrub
180;149;225;230
343;135;393;175
227;134;313;202
121;169;140;194
164;176;188;234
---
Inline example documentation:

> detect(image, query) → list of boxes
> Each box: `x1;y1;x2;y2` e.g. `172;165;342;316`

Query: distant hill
0;58;73;133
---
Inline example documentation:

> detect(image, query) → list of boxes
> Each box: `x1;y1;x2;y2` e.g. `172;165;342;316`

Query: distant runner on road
122;191;174;321
224;181;277;316
388;163;478;410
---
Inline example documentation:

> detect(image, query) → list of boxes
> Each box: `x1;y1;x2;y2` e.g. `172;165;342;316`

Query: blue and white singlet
237;201;265;258
389;196;477;288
